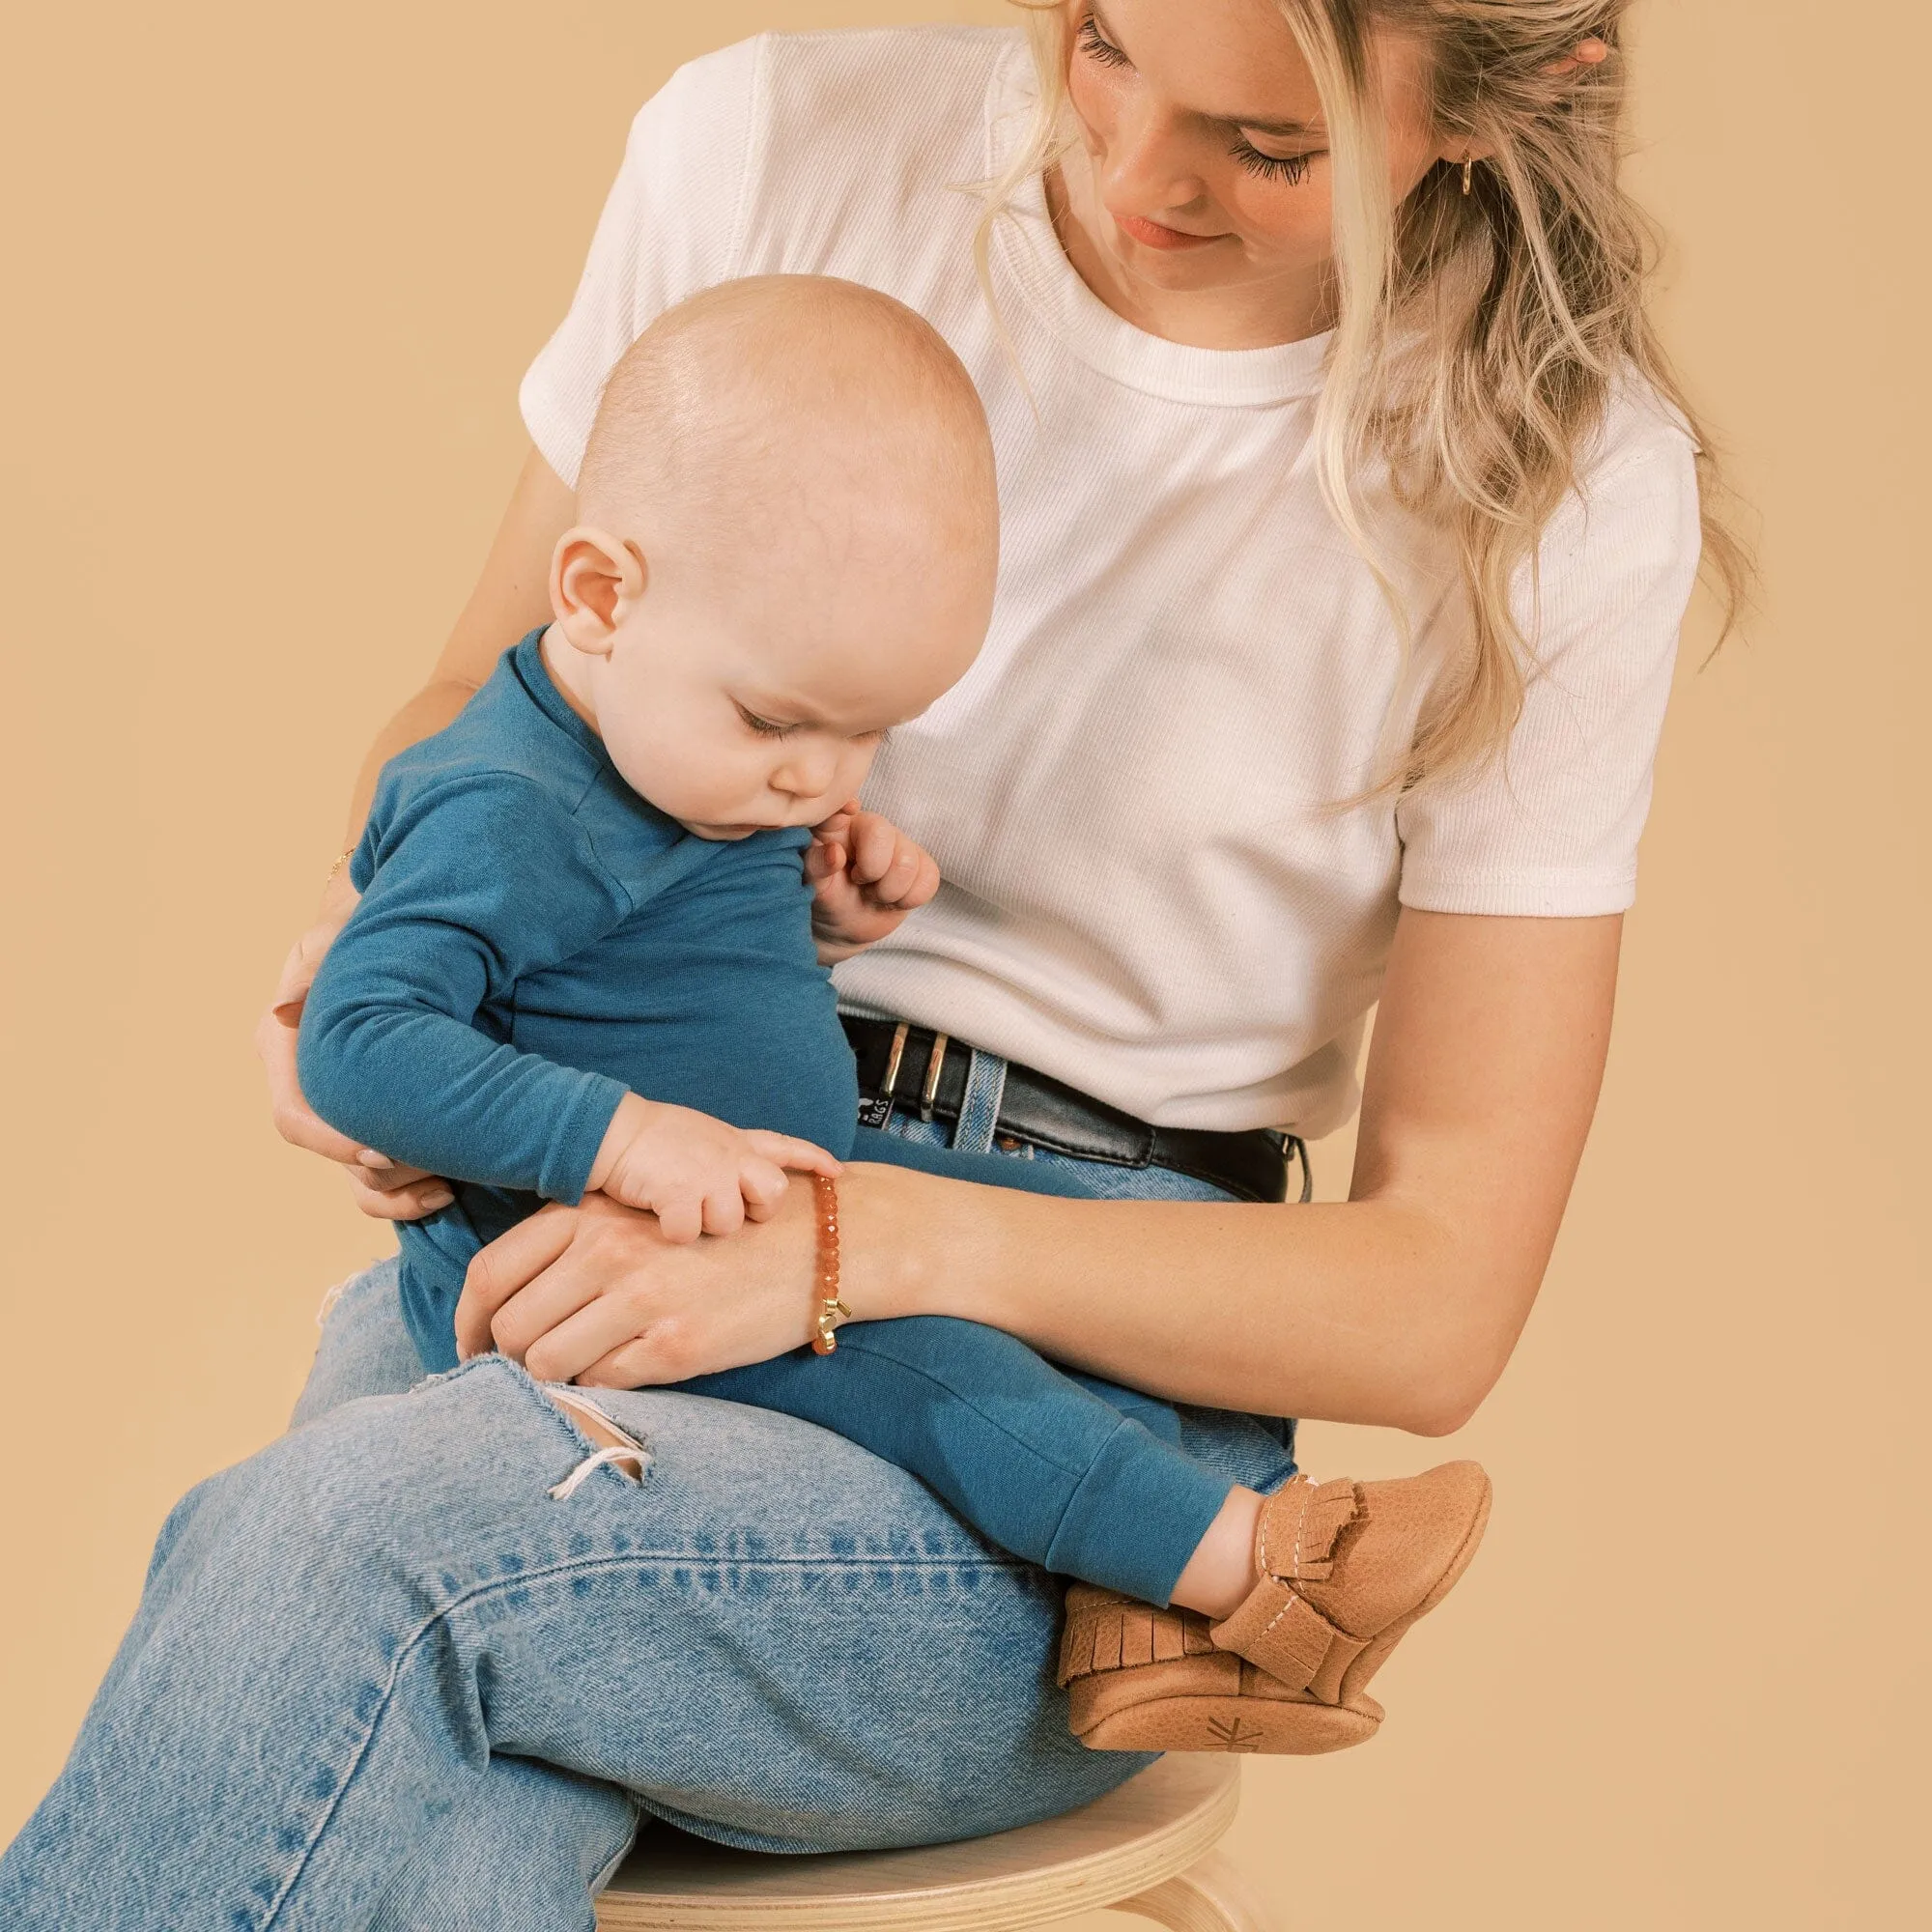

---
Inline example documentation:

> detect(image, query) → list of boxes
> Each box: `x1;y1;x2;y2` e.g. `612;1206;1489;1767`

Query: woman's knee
188;1359;588;1590
290;1258;424;1428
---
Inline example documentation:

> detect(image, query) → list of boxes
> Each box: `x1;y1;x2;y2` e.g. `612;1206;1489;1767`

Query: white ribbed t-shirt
520;25;1702;1137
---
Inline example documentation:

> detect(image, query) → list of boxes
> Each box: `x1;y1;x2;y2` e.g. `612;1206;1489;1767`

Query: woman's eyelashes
1077;10;1316;187
1231;139;1315;185
1076;12;1132;71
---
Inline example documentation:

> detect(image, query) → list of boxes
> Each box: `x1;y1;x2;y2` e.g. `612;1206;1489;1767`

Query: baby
299;275;1490;1758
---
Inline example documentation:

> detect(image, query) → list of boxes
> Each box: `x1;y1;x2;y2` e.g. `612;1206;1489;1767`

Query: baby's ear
550;527;647;655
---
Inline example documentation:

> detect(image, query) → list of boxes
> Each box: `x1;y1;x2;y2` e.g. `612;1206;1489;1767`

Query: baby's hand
809;802;940;963
586;1094;839;1243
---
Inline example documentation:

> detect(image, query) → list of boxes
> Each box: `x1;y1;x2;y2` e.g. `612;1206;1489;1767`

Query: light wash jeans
0;1092;1298;1931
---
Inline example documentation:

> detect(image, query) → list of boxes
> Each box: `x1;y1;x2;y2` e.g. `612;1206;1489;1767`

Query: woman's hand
256;867;453;1221
454;1186;824;1386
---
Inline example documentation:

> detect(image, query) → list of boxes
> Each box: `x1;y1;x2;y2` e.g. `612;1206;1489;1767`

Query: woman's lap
277;1262;1145;1851
290;1258;427;1420
288;1254;1293;1825
0;1296;1129;1928
1;1244;1295;1919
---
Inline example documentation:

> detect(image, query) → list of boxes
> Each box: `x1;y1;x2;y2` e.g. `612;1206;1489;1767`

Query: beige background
2;3;1924;1924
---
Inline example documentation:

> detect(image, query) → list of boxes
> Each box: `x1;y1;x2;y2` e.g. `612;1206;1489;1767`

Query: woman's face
1060;0;1450;318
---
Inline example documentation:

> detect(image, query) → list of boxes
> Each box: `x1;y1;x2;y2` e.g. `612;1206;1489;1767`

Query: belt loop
919;1033;950;1122
952;1048;1009;1156
1287;1135;1312;1205
858;1020;910;1131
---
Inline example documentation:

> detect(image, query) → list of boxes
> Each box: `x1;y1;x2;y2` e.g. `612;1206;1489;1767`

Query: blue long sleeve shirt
298;631;859;1371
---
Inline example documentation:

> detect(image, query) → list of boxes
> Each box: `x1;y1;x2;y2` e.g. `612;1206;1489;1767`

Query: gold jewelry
1461;156;1474;196
325;846;355;885
810;1174;852;1355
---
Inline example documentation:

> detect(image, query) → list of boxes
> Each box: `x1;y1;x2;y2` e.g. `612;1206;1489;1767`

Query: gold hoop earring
1461;156;1474;196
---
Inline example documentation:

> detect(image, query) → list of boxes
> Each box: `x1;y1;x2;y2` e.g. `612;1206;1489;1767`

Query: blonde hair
980;3;1749;792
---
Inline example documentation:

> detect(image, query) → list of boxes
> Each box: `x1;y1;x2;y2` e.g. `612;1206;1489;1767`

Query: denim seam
589;1800;644;1895
261;1543;1034;1927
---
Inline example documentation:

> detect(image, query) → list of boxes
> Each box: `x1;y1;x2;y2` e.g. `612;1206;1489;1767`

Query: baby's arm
298;775;627;1202
807;803;941;964
298;773;834;1234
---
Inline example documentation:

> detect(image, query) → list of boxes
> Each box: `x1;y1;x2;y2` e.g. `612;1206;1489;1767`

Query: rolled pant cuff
1042;1421;1235;1606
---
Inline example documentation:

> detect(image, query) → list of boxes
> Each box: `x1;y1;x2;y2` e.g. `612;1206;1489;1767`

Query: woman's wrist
835;1160;1043;1332
318;855;360;929
836;1161;955;1325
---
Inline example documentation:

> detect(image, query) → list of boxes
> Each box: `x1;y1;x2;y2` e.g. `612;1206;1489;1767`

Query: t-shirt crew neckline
983;45;1333;408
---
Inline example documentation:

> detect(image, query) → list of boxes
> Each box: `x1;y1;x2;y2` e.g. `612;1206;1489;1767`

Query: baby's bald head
576;275;997;586
548;277;999;838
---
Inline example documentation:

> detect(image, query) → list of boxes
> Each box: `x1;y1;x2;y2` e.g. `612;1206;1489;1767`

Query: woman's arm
259;445;575;1215
343;446;575;835
925;907;1621;1432
459;907;1621;1435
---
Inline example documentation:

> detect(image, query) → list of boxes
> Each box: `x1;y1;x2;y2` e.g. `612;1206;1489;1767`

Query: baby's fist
809;803;940;962
587;1094;839;1242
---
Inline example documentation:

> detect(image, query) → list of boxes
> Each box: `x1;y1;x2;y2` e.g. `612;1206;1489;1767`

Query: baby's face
574;497;992;840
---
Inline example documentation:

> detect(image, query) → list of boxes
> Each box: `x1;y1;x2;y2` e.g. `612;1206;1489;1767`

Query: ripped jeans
0;1130;1298;1931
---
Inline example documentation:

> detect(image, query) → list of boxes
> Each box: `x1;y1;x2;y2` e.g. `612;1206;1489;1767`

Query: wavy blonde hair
981;1;1749;792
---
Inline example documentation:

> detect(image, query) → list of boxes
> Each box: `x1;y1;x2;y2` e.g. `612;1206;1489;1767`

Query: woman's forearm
844;1168;1506;1435
344;679;481;839
842;912;1623;1436
342;445;577;840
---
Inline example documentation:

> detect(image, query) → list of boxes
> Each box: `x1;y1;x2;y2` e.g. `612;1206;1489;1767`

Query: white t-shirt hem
1397;871;1639;918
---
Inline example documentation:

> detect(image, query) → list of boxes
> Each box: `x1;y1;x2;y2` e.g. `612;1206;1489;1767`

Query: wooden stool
595;1756;1271;1930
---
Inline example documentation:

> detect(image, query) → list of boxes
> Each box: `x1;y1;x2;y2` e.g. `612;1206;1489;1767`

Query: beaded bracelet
810;1173;852;1355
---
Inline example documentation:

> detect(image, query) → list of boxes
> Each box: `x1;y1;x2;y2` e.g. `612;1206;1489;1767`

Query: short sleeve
1396;417;1703;917
518;38;765;486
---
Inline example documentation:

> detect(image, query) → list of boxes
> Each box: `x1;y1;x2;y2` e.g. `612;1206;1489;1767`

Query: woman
0;2;1740;1923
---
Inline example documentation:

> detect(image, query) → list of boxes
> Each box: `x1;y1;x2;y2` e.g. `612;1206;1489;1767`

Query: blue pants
674;1122;1250;1605
684;1319;1234;1605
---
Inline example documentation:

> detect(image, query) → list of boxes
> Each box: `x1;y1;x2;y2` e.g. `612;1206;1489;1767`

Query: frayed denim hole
410;1354;653;1496
540;1384;653;1497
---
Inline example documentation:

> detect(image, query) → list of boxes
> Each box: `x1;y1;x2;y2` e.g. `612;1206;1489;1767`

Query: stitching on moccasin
1257;1471;1309;1578
1290;1479;1315;1579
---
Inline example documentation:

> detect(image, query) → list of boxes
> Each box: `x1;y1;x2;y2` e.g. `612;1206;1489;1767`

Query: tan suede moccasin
1059;1462;1492;1754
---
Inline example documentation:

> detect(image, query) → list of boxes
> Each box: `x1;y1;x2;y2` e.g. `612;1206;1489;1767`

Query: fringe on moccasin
1055;1463;1492;1756
1056;1589;1216;1688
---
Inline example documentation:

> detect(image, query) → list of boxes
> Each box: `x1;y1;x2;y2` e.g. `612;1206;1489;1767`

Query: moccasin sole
1068;1653;1384;1755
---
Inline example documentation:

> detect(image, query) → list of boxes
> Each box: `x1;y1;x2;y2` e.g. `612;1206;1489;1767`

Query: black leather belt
840;1016;1306;1206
